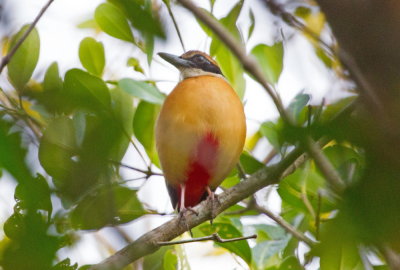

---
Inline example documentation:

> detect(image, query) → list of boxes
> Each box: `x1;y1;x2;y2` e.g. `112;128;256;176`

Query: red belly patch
177;132;219;208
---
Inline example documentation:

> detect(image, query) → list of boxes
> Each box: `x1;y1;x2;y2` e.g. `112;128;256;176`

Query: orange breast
155;75;246;208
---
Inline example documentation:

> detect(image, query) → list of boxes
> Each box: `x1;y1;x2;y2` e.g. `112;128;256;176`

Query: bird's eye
193;55;207;63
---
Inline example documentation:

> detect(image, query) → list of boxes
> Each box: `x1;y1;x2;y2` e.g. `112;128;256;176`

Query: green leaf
7;24;40;90
322;144;363;183
197;222;252;265
15;174;52;215
320;96;356;123
37;62;65;114
108;0;165;38
43;62;63;92
133;101;160;166
39;117;77;179
119;78;165;104
252;224;286;241
278;165;335;214
70;185;145;230
94;3;135;43
248;9;255;40
318;220;364;270
127;57;144;74
0;119;32;184
260;121;282;150
207;2;246;99
295;6;312;18
163;249;178;270
109;87;134;161
252;238;290;270
143;246;174;270
2;211;59;269
77;18;99;30
79;37;105;76
52;258;78;270
251;42;284;84
278;256;303;270
239;152;264;174
64;69;111;111
287;93;311;123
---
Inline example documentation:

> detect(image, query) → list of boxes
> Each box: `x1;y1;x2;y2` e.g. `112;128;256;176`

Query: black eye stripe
187;54;223;75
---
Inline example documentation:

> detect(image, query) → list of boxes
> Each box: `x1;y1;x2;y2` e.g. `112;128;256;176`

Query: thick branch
88;147;304;270
0;0;55;74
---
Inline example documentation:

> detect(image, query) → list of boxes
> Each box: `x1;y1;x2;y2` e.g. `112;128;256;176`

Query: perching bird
156;50;246;213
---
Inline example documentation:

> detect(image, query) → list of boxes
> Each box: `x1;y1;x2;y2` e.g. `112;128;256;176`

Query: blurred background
0;0;351;269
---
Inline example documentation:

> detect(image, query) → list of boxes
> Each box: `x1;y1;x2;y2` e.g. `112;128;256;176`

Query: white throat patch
179;67;225;80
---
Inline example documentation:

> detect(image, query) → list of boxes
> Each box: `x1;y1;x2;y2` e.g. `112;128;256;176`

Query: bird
156;50;246;215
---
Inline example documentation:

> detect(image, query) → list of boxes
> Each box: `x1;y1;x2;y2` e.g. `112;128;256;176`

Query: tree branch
253;203;316;247
158;233;257;246
88;147;304;270
0;0;55;74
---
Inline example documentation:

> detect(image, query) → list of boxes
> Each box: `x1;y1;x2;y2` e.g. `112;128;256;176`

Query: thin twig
315;191;322;240
158;233;257;246
254;203;316;247
236;162;247;180
0;0;55;74
109;160;163;176
263;148;277;164
163;1;186;52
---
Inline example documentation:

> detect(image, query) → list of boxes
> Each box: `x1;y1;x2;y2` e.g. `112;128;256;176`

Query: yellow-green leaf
79;37;105;76
7;25;40;90
251;42;284;84
94;3;135;43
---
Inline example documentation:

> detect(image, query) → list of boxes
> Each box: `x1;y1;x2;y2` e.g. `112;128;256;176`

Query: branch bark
89;147;304;270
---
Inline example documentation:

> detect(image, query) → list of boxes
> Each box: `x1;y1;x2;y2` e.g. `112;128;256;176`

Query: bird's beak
158;52;193;69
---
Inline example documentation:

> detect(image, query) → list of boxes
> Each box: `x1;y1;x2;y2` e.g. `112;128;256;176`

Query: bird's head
158;50;223;80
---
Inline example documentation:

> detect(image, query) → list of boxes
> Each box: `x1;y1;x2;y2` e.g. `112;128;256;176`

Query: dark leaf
239;152;264;174
70;185;145;230
0;119;32;184
64;69;111;111
39;117;77;179
196;221;252;265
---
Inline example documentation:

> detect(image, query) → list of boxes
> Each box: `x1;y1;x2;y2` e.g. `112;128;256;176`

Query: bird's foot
178;207;198;237
206;187;220;225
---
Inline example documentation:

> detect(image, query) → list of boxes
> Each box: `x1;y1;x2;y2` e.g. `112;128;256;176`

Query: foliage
0;0;396;269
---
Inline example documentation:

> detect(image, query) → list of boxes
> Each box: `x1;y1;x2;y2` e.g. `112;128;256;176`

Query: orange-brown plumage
156;51;246;210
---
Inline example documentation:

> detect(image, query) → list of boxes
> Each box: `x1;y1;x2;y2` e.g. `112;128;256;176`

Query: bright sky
0;0;344;268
